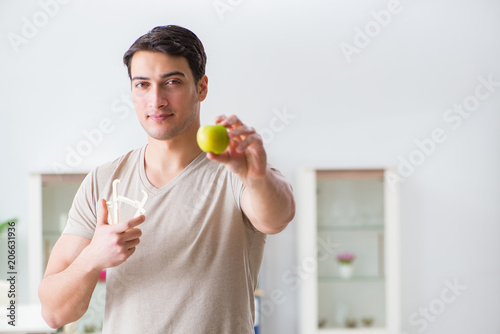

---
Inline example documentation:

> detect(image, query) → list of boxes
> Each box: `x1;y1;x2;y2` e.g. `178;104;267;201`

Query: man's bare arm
207;115;295;234
241;167;295;234
39;235;99;328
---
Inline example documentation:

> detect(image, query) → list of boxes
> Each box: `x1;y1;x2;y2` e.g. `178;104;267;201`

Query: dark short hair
123;25;207;83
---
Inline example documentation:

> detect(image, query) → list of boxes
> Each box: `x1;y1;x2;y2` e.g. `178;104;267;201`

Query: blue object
254;295;261;333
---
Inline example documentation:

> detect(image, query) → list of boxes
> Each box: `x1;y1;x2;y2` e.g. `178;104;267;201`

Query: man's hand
207;115;267;185
207;115;295;234
86;199;145;270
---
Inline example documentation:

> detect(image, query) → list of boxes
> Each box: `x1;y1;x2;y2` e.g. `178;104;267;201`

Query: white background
0;0;499;333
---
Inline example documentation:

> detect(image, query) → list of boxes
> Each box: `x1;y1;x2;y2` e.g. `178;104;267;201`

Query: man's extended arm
207;115;295;234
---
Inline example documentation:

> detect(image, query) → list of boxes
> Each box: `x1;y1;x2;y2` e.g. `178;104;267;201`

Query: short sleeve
228;164;283;211
228;168;246;212
62;169;99;240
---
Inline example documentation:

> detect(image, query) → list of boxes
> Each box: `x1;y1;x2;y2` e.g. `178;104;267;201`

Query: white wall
1;0;499;333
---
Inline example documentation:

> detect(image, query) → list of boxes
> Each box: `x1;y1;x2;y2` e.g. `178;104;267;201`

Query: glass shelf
317;327;386;333
318;224;384;231
319;275;385;282
43;230;65;236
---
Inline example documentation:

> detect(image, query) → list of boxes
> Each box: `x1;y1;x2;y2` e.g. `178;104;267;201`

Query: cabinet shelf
43;230;64;236
318;275;385;282
318;328;387;334
318;224;384;231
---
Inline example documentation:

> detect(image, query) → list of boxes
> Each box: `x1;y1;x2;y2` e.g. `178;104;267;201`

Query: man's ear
197;75;208;102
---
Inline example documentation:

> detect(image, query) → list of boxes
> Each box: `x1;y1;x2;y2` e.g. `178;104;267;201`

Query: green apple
197;124;230;154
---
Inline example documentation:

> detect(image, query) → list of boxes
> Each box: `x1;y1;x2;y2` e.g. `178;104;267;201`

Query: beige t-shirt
63;146;267;333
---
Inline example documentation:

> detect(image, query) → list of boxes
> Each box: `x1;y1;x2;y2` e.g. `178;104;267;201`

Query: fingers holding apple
231;130;262;153
197;115;250;156
215;115;261;150
214;114;242;129
201;115;267;180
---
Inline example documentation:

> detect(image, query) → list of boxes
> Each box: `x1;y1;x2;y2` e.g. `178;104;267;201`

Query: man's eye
136;82;149;88
166;79;180;85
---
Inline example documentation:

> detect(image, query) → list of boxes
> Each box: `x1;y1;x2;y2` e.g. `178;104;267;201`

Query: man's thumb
98;198;110;225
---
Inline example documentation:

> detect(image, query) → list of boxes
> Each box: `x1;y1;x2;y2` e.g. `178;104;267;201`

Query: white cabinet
296;168;400;334
29;173;105;333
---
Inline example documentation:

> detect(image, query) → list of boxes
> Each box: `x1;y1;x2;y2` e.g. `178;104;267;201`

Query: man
39;25;295;333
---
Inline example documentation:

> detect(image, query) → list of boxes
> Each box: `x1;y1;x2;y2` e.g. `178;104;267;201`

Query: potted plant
336;252;355;279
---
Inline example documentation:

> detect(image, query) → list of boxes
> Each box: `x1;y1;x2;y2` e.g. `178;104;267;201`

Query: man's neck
144;132;203;189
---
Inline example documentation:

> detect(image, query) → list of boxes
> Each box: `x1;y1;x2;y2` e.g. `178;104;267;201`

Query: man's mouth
148;113;173;122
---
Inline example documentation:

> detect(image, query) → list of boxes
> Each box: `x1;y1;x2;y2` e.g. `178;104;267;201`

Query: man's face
130;51;207;141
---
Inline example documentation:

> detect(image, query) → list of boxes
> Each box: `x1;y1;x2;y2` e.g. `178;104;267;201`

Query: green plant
361;317;374;327
0;218;17;235
345;317;357;328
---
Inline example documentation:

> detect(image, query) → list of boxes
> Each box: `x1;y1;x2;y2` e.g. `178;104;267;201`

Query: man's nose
149;86;168;110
